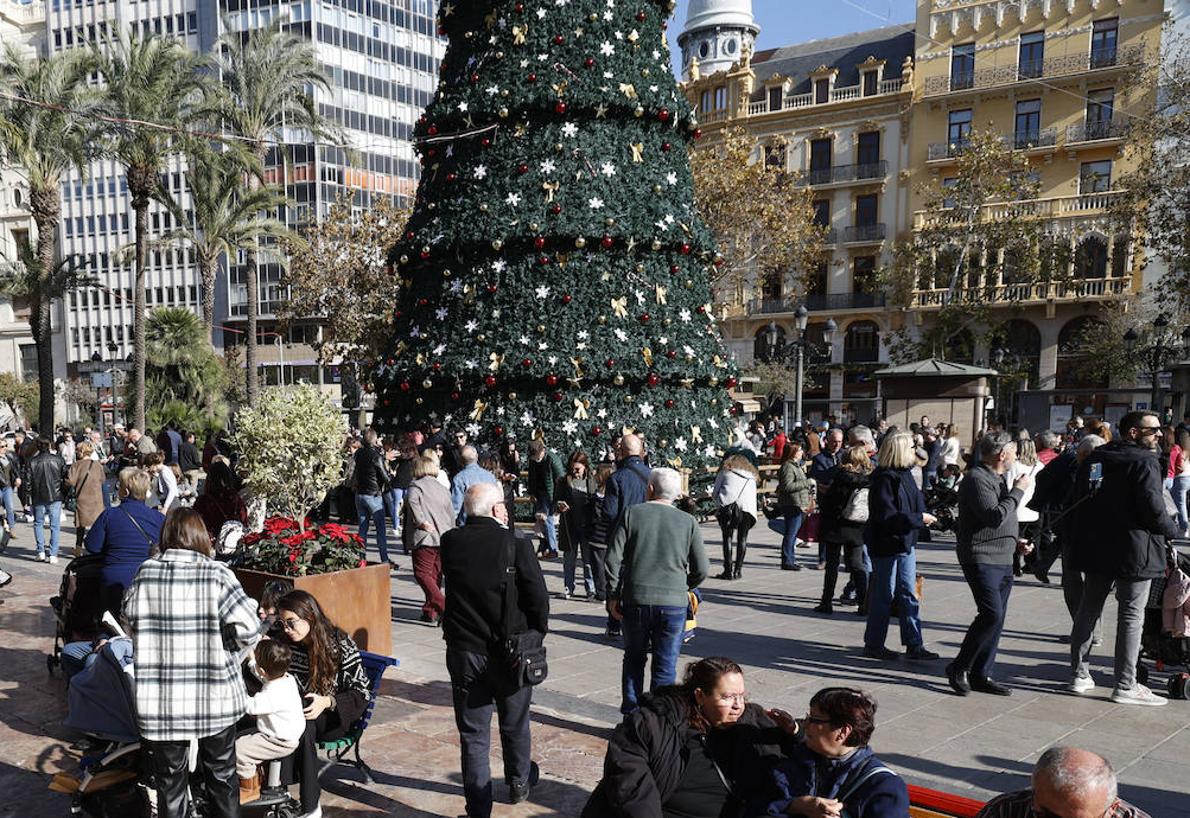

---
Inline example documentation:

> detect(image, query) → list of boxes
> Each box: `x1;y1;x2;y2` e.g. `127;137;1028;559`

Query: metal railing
913;276;1131;308
912;190;1123;229
1007;127;1057;150
822;228;838;245
844;347;881;363
746;297;798;315
928;139;969;160
1066;119;1128;143
805;292;887;311
799;161;888;185
741;78;906;117
924;44;1143;95
844;223;887;243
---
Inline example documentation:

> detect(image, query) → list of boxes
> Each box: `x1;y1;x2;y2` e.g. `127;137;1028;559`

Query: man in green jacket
605;468;709;714
527;439;565;557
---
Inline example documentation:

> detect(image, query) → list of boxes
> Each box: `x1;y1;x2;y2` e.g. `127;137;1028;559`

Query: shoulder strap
500;529;520;640
120;506;157;549
837;762;896;803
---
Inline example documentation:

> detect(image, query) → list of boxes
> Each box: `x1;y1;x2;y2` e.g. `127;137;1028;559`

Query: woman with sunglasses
583;656;785;818
765;687;908;818
275;590;370;818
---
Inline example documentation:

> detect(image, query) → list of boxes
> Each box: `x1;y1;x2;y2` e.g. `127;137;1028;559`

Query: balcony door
857;131;880;167
1018;31;1045;79
1091;19;1118;67
1014;99;1041;147
950;43;975;90
948;108;972;150
1086;89;1114;138
809;138;832;183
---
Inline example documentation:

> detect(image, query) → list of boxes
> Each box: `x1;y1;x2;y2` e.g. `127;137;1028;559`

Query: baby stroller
48;553;106;674
1137;549;1190;694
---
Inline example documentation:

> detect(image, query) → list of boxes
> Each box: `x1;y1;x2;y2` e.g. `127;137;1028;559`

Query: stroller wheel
1137;662;1150;687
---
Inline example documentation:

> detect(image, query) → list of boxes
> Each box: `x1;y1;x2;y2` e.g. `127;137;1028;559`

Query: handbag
64;462;95;514
841;486;869;523
800;511;822;543
498;531;548;689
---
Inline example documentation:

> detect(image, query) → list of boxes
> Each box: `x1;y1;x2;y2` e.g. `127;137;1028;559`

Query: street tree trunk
244;145;267;404
128;164;154;431
199;250;216;341
29;184;59;435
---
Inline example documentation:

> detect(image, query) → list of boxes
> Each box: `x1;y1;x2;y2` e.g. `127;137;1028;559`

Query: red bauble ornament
561;294;572;304
385;357;394;365
521;357;533;368
417;297;429;306
470;73;479;83
426;148;437;158
646;372;660;387
696;305;707;314
493;424;505;437
679;243;692;255
432;362;442;372
552;391;564;402
517;163;529;174
538;255;551;266
658;108;671;122
636;10;647;21
527;72;537;83
725;376;738;389
661;142;672;152
553;34;564;45
666;349;677;359
545;374;559;387
533;235;546;250
693;128;703;139
555;100;568;115
484;375;497;387
405;229;416;240
605;358;616;368
591;425;603;437
639;313;651;322
550;202;562;215
664;399;676;409
481;137;492;148
584;57;595;68
450;391;461;401
445;172;457;183
514;2;523;12
427;125;438;136
419;250;431;260
399;381;411;392
601;234;614;250
670;264;680;274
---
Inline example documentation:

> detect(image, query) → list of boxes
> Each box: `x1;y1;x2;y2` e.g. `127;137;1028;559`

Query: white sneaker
0;568;12;588
298;807;322;818
48;555;58;565
1069;674;1095;695
35;551;46;562
1111;684;1168;706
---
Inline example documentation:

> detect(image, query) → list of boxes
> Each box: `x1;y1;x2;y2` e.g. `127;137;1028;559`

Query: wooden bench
909;785;986;818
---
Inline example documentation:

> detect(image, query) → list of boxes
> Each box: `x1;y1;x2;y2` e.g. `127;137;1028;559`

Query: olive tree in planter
230;384;343;528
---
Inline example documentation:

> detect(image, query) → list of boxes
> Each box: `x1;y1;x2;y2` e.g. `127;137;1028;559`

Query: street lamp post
765;306;837;427
1123;314;1188;413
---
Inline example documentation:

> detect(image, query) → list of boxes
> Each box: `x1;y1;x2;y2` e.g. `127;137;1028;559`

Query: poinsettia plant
237;516;367;577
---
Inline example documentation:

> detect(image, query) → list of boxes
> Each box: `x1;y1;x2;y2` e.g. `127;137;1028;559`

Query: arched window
1074;236;1108;279
1056;316;1107;388
843;320;879;363
754;324;785;363
991;319;1042;388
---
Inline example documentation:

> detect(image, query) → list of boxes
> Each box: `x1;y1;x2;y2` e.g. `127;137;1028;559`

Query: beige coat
67;459;106;528
403;476;455;549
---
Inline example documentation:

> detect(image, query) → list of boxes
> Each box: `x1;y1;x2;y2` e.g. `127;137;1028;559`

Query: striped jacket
123;549;261;742
976;789;1151;818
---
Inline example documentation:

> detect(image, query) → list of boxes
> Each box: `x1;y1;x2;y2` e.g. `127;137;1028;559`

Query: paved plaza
1;519;1187;817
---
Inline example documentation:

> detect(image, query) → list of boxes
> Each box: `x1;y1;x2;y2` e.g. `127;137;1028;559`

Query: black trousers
821;542;868;608
144;723;238;818
588;544;608;600
953;562;1014;679
446;648;533;818
282;698;362;811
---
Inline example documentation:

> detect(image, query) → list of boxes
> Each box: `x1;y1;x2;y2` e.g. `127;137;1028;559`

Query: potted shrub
230;387;392;655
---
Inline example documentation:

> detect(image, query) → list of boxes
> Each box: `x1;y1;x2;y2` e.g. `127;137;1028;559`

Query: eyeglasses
279;617;304;631
803;712;835;725
716;693;747;706
1137;427;1162;436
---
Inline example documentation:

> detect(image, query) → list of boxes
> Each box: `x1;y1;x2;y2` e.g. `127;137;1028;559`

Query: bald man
976;746;1150;818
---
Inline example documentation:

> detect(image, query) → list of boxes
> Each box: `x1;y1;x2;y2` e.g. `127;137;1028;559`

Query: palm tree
212;18;337;403
0;46;101;433
93;30;212;431
158;148;293;338
144;306;229;432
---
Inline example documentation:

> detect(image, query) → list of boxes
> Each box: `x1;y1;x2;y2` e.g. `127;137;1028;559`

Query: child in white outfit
237;640;304;803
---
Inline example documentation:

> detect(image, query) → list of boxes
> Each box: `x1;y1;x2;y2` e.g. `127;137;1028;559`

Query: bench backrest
909;785;985;818
353;650;399;734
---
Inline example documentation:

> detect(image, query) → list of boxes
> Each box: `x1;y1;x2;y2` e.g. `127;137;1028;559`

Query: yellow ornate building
682;0;1168;427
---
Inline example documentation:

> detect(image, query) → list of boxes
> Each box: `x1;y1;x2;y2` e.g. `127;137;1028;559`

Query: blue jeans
34;501;62;558
384;487;406;531
0;486;14;528
864;551;923;650
620;603;686;714
780;509;804;567
534;498;557;554
953;562;1014;679
1171;474;1190;533
355;493;389;563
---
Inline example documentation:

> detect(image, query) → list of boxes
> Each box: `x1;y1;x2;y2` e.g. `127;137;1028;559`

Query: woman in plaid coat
123;507;261;818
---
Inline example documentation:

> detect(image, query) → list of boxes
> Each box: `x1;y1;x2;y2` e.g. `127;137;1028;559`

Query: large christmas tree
371;0;739;468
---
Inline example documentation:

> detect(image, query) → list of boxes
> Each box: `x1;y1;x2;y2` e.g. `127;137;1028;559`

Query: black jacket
0;451;19;489
178;441;202;473
819;469;870;547
1070;440;1181;580
352;445;389;496
1028;448;1079;513
28;450;67;505
440;517;549;656
581;690;789;818
864;467;926;557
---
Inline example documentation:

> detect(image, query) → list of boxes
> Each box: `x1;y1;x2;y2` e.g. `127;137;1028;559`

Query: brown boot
239;773;260;804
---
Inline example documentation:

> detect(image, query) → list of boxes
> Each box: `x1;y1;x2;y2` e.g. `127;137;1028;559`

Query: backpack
842;486;870;523
217;521;245;555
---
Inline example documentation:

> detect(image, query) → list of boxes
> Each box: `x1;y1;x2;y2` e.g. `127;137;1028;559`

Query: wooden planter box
234;562;392;658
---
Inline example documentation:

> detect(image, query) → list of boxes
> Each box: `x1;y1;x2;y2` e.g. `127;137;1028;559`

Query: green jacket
777;461;813;511
606;502;709;608
528;451;565;504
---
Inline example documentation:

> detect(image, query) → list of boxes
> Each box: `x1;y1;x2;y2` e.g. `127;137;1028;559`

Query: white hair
1034;747;1116;808
463;482;504;518
848;425;874;448
461;444;479;465
1076;435;1106;457
648;468;682;501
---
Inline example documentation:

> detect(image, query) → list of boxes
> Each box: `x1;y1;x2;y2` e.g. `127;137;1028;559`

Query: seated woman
275;589;370;817
193;461;248;546
85;467;164;615
582;656;787;818
765;687;908;818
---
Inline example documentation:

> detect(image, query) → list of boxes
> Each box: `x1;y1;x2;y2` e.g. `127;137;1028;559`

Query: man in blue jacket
599;434;651;638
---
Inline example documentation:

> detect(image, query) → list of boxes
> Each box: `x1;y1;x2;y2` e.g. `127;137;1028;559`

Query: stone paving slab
1;519;1187;817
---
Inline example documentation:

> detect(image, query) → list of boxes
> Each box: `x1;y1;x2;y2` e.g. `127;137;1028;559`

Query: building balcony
843;223;887;244
923;44;1143;96
843;347;881;364
741;78;906;117
1005;127;1057;151
1066;119;1128;145
798;161;888;187
822;227;838;246
805;292;887;311
912;276;1133;309
913;190;1123;230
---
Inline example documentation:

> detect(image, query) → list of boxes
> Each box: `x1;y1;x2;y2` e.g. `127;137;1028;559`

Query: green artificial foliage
372;0;738;468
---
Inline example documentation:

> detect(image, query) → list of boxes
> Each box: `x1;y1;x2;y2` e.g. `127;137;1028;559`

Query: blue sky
666;0;918;72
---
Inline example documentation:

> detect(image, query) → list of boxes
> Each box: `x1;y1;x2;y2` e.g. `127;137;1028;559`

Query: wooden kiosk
875;358;996;451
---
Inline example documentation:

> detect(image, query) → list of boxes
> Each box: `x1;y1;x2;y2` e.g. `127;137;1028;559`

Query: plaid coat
123;549;261;742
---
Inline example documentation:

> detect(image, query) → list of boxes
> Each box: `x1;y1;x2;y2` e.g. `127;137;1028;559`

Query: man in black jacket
353;429;393;568
1068;411;1181;706
28;436;67;564
441;483;549;818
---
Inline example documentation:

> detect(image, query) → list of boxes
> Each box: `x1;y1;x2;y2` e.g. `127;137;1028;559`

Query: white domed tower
678;0;760;80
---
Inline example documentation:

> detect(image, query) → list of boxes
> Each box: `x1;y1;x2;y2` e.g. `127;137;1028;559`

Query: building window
1013;99;1042;147
1080;160;1112;193
948;108;973;149
810;260;828;294
714;86;727;109
857;131;880;167
812;199;830;227
699;40;710;60
855;194;878;227
853;256;877;291
942;177;958;209
1018;31;1045;79
862;70;878;97
1074;236;1108;279
1085;88;1114;138
700;89;712;113
768;85;783;112
814;78;830;104
808;137;832;183
843;319;879;363
765;143;786;169
1091;18;1118;67
950;43;975;90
